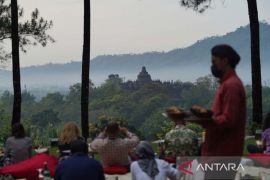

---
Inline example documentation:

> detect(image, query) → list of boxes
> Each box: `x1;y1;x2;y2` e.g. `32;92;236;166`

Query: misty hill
1;22;270;89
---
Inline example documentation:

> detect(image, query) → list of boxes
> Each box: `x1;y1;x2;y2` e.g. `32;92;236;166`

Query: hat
163;106;187;120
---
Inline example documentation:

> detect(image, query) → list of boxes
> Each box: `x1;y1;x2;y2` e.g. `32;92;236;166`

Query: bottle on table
43;161;51;180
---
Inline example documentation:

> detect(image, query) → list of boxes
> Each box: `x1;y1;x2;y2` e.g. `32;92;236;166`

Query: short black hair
12;123;25;138
105;122;120;135
211;44;240;69
70;139;88;154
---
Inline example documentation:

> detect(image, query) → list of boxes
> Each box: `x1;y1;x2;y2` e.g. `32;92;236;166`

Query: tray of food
190;105;213;118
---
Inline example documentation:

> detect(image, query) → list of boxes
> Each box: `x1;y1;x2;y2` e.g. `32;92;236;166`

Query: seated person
162;106;199;159
4;123;32;165
91;122;139;167
131;141;179;180
58;121;83;159
55;139;105;180
248;112;270;155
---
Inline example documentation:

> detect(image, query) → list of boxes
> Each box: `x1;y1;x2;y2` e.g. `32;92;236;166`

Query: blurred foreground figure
192;44;246;179
55;139;105;180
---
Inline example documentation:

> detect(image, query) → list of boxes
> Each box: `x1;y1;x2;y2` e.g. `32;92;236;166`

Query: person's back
55;139;105;180
4;123;32;164
5;136;32;164
91;123;139;167
55;153;104;180
95;138;136;167
165;125;198;157
131;159;179;180
162;106;199;158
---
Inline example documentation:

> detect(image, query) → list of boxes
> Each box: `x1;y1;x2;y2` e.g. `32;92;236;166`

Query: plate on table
35;148;48;154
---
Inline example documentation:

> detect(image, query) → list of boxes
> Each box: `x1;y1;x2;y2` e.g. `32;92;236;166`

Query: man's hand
256;140;263;148
98;131;107;138
119;127;129;136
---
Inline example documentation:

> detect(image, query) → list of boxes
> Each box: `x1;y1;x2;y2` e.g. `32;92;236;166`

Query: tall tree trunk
247;0;262;125
81;0;91;140
11;0;21;125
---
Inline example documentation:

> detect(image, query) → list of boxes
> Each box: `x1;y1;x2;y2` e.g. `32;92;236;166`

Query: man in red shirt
193;44;246;179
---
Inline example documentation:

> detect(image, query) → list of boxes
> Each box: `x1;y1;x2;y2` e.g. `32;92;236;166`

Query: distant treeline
1;75;270;145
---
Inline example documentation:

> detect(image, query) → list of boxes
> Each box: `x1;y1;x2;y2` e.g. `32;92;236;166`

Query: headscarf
136;141;159;178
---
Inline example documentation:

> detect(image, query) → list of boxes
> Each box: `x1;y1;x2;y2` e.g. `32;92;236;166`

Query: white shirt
131;159;180;180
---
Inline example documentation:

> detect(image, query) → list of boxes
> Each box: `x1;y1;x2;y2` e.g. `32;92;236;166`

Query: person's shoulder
225;74;244;86
185;128;198;136
164;130;175;139
57;157;70;168
155;158;165;164
156;158;170;168
263;128;270;136
6;136;15;142
62;155;91;166
79;156;103;168
166;128;177;135
25;136;32;141
131;161;139;168
223;75;244;92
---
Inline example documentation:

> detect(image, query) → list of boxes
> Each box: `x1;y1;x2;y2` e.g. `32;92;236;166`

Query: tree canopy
0;0;54;62
180;0;212;13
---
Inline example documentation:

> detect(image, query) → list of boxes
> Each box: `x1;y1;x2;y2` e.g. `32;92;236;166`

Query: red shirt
201;69;246;156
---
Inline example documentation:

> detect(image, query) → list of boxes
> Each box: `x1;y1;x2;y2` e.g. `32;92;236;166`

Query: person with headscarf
130;141;179;180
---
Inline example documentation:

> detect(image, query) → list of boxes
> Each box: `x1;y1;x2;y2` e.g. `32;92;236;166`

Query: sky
3;0;270;67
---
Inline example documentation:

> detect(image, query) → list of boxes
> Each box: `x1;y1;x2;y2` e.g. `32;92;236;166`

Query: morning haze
9;0;270;67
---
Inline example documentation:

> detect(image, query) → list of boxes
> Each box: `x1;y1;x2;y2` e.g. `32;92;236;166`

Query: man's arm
212;85;244;127
121;127;139;149
90;132;106;152
163;160;180;180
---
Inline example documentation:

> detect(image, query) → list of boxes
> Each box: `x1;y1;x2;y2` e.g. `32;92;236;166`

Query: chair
0;153;58;180
103;166;129;180
247;153;270;167
103;166;129;174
